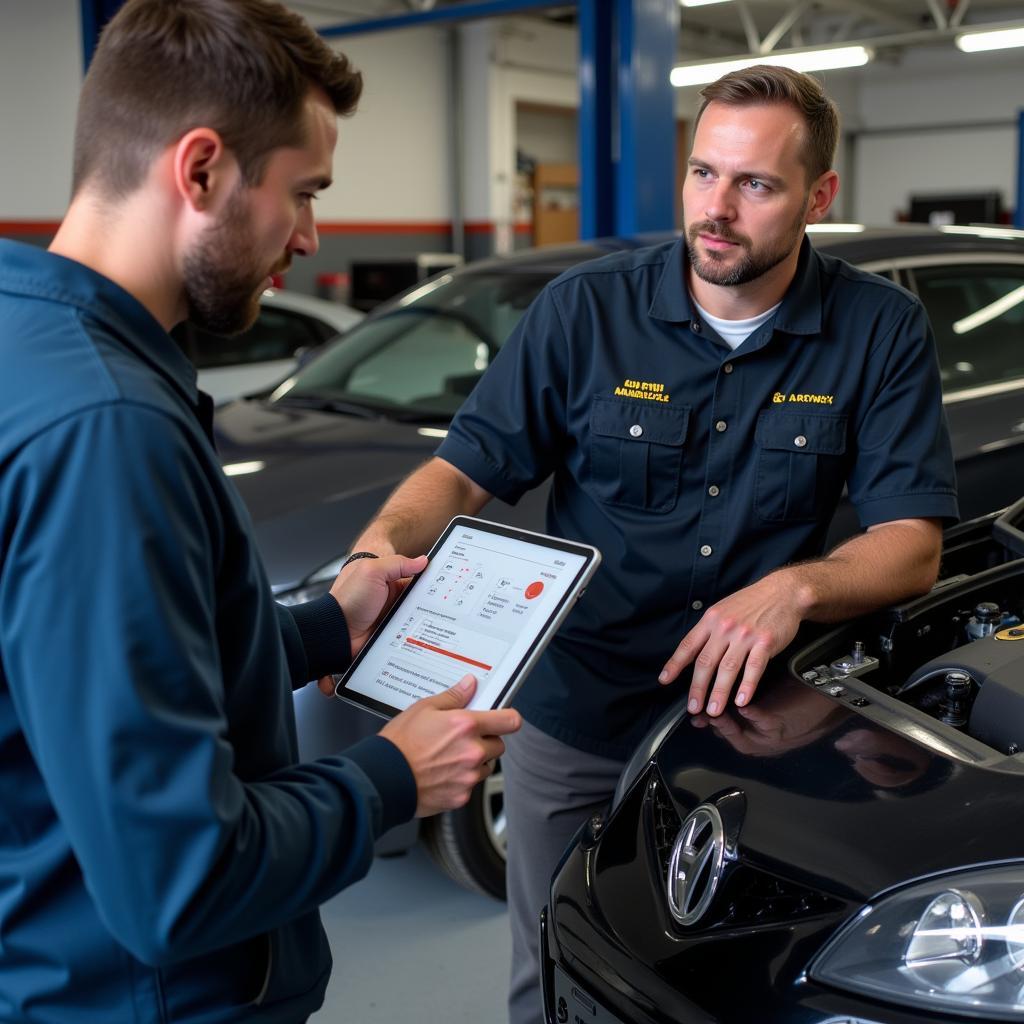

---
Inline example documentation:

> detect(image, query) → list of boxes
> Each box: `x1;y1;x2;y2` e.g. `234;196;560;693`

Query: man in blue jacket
0;1;520;1021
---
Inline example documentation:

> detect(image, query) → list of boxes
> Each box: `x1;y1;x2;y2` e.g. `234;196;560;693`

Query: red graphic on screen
525;581;545;600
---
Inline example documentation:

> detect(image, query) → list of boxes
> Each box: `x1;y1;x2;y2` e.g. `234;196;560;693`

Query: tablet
333;516;601;717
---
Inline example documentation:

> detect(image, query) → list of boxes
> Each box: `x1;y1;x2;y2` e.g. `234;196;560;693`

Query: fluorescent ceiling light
680;0;731;6
671;45;871;87
955;26;1024;52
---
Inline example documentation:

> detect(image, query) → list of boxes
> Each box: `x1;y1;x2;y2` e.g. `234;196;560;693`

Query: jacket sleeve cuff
276;593;352;687
343;735;418;833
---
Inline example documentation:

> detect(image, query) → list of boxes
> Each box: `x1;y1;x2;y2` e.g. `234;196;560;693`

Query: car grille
646;768;842;929
648;771;683;880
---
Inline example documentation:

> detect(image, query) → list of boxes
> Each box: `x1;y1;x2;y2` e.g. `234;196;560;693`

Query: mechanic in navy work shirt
0;2;521;1021
356;66;958;1024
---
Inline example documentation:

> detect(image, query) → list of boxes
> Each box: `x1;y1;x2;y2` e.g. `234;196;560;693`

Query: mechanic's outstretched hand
380;675;522;817
658;572;802;716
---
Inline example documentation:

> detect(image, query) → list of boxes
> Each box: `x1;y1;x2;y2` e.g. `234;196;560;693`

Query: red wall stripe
0;221;61;235
0;219;533;237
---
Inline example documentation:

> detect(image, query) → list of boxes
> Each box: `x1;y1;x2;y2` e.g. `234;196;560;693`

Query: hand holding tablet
334;517;601;717
377;673;520;817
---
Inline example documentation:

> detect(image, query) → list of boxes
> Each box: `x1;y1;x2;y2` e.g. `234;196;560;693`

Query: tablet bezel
332;516;600;719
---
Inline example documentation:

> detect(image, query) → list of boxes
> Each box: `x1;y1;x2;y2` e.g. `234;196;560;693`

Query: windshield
269;270;554;420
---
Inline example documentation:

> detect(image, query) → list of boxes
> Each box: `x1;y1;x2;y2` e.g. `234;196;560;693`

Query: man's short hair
695;65;839;182
73;0;362;198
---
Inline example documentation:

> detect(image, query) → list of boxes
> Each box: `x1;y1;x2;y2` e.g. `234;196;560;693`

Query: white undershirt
691;298;782;351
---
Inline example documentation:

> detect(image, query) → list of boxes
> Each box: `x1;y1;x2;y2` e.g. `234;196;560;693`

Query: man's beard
182;188;289;336
685;210;805;287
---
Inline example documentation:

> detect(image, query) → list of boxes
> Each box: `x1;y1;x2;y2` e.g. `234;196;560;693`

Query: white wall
0;0;81;219
323;27;451;221
851;49;1024;224
491;19;578;246
0;3;450;224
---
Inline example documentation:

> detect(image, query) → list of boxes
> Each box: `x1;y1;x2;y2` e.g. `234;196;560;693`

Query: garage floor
311;845;511;1022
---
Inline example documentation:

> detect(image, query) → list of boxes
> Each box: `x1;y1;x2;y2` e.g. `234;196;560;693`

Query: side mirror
294;345;322;368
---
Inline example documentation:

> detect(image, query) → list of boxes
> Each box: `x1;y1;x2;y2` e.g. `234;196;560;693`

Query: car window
275;272;553;418
912;263;1024;392
190;307;327;369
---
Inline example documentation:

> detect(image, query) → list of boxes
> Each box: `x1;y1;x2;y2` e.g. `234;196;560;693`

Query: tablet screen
336;518;598;715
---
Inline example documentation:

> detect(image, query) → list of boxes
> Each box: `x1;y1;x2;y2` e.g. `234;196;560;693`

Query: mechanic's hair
695;65;839;182
72;0;362;198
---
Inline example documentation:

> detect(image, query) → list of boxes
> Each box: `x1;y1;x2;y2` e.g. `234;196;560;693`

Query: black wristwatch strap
342;550;380;569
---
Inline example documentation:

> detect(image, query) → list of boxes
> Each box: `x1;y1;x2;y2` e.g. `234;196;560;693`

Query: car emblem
666;802;729;926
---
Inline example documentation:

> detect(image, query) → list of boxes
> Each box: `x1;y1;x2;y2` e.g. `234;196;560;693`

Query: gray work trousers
501;719;626;1024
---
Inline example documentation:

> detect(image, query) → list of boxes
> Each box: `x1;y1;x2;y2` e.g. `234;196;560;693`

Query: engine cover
905;627;1024;754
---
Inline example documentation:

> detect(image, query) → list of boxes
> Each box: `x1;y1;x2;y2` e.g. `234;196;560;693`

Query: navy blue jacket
439;236;958;758
0;241;416;1022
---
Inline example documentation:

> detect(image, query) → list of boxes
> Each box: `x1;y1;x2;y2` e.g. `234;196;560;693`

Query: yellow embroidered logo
773;391;835;406
614;378;671;403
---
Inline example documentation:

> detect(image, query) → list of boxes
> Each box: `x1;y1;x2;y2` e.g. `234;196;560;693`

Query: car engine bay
791;499;1024;759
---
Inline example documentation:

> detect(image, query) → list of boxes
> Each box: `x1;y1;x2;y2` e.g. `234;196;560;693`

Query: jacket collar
0;239;199;404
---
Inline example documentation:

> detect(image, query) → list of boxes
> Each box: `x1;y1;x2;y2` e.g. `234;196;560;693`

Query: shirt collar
0;239;199;404
647;232;823;337
648;235;695;323
772;236;822;336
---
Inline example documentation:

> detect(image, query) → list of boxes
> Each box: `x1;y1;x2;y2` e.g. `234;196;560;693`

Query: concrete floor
311;844;511;1023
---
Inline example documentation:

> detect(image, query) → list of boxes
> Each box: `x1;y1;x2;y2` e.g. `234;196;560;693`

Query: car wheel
422;760;506;899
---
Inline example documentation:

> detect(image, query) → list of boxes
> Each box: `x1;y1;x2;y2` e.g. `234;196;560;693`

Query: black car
215;224;1024;899
543;499;1024;1024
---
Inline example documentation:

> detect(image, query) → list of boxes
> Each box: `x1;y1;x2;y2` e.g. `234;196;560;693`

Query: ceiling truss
677;0;1024;61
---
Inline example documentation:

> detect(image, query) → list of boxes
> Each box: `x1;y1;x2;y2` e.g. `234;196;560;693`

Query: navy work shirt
0;240;416;1023
438;236;958;760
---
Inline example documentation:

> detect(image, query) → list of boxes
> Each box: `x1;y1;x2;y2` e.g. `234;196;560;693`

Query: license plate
553;964;626;1024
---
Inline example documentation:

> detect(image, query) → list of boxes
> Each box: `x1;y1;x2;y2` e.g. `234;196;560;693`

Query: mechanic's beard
686;212;805;287
182;189;287;336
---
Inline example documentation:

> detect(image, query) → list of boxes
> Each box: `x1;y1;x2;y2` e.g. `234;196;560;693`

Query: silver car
173;288;363;405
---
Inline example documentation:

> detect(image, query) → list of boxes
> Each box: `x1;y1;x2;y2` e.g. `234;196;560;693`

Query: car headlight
274;556;345;607
810;864;1024;1019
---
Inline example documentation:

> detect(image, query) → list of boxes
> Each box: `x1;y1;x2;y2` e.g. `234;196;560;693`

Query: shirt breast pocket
755;410;848;523
588;395;690;513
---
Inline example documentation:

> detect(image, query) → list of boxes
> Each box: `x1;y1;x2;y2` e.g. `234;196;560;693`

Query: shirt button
794;435;808;448
700;544;713;557
723;363;734;374
629;424;643;438
708;485;720;497
715;420;727;433
692;600;704;611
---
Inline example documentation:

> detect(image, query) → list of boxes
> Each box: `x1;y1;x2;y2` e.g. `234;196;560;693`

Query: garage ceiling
290;0;1024;62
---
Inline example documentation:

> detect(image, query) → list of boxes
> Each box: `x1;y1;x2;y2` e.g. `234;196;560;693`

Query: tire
422;760;507;899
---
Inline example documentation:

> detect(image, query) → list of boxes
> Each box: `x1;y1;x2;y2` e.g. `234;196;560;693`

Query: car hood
214;398;438;589
637;674;1024;910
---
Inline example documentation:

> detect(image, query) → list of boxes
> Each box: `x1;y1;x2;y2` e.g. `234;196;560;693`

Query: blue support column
578;0;615;239
578;0;678;239
80;0;124;71
615;0;678;236
1015;110;1023;229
